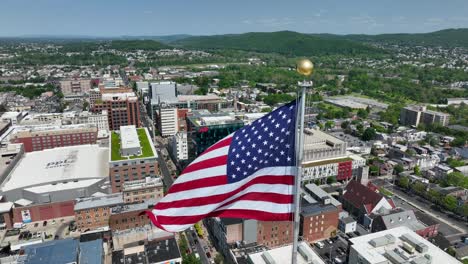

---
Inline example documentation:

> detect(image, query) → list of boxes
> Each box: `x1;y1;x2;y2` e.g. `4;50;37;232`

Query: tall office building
93;92;140;131
159;108;178;137
171;132;188;161
186;110;244;157
400;105;450;127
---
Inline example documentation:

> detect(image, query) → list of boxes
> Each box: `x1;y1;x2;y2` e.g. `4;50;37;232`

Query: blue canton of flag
227;101;297;183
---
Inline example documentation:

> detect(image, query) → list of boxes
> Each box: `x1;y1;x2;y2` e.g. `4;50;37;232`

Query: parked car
13;223;26;229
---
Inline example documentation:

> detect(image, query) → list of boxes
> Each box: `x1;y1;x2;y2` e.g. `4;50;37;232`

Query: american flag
145;101;297;232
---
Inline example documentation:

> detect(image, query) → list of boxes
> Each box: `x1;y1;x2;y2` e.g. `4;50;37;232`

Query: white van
13;223;26;229
315;241;325;249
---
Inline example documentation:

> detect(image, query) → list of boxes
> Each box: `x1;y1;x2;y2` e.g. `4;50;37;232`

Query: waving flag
145;101;298;232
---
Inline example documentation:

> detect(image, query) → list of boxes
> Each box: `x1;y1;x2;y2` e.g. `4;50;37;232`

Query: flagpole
292;59;314;264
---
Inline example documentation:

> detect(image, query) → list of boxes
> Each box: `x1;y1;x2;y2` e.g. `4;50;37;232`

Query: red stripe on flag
202;136;232;154
156;190;293;210
167;175;228;194
182;155;228;174
165;174;294;196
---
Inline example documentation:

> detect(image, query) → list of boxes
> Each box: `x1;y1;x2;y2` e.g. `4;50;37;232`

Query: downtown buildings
109;126;159;193
400;105;450;127
93;92;141;131
9;124;98;152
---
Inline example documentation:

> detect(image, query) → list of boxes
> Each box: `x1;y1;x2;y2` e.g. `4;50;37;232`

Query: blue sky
1;0;468;36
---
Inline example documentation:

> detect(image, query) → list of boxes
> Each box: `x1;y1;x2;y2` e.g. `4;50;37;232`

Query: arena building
0;145;109;223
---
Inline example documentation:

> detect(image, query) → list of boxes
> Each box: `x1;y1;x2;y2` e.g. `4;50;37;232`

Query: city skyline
1;0;468;37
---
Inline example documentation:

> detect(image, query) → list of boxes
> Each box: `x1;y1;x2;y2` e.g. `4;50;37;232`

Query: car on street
334;257;344;263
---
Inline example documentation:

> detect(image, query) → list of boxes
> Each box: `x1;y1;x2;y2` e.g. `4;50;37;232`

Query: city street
185;229;211;264
374;179;467;235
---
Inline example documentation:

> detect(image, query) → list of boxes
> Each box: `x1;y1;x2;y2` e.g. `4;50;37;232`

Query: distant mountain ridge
2;28;467;52
315;28;468;48
172;31;382;56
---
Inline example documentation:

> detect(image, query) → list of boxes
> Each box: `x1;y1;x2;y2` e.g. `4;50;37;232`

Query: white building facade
172;132;188;161
159;108;178;137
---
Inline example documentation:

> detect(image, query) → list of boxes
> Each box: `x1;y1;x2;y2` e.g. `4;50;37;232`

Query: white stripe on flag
153;183;292;216
214;200;293;213
162;166;296;202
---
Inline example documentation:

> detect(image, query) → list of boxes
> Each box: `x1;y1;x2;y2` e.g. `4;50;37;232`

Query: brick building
0;202;14;229
257;220;293;248
74;194;123;232
342;180;395;225
59;78;92;95
93;92;140;131
122;177;164;204
10;124;98;152
109;201;153;231
301;184;342;242
109;126;159;193
13;200;76;223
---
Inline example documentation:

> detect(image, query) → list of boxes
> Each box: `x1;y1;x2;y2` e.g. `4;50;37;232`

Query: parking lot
0;216;76;251
311;235;349;264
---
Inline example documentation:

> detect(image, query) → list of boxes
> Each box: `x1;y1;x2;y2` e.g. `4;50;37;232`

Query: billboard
21;209;32;223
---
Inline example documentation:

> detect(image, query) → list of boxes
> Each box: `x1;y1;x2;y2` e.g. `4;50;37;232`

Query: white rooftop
120;125;141;150
0;202;13;213
248;242;325;264
349;226;461;264
199;115;236;126
1;112;21;120
102;92;137;101
14;198;32;207
24;178;103;194
1;145;109;192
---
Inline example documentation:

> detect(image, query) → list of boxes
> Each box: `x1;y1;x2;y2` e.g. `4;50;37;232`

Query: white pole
292;80;310;264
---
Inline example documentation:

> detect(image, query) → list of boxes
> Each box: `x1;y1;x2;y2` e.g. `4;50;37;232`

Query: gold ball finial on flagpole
296;59;314;76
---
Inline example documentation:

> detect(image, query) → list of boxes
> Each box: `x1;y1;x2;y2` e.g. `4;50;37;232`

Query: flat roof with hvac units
248;241;325;264
348;226;461;264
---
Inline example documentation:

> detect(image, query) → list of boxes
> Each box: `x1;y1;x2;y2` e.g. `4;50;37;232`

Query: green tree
357;109;369;119
394;164;404;175
462;203;468;219
447;158;465;168
183;254;202;264
428;189;442;204
398;176;410;189
369;165;379;176
412;182;426;194
214;253;224;264
341;121;350;130
327;176;337;184
414;165;421;176
445;172;468;188
324;121;335;130
442;195;458;212
447;247;456;257
362;128;376;141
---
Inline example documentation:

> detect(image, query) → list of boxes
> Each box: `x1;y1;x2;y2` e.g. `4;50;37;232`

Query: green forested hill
319;28;468;48
172;31;384;56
